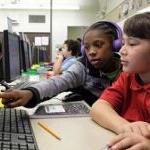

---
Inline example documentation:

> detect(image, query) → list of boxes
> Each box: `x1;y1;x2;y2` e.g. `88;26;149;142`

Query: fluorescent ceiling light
0;5;50;9
0;0;80;10
0;4;80;10
53;4;80;10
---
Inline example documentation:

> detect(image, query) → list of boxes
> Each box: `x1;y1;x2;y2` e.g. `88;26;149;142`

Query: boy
53;39;80;75
90;12;150;147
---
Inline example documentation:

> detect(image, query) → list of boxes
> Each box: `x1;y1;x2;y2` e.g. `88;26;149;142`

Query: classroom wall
106;0;124;13
67;26;88;40
0;9;50;33
97;0;124;19
0;8;97;61
51;9;97;61
97;0;150;22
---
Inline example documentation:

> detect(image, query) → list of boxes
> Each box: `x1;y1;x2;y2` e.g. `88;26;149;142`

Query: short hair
64;39;80;56
124;12;150;39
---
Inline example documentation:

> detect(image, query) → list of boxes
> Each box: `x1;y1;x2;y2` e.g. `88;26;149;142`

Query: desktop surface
31;117;115;150
4;73;115;150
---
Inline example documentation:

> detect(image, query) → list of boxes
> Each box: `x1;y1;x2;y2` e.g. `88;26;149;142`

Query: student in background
90;13;150;146
53;39;80;75
0;21;122;107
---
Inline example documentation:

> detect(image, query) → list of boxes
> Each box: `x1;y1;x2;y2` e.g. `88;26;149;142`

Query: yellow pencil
38;122;61;140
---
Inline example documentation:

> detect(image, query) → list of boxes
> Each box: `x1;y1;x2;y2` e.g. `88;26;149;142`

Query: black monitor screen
32;47;39;64
20;40;30;71
2;30;21;82
28;43;33;67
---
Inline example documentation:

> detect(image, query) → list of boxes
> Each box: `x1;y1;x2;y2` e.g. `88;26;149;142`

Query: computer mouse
0;85;6;92
0;80;11;90
63;93;83;102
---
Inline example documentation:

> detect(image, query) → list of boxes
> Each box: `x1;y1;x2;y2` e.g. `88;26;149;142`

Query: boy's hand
108;133;150;150
0;89;33;108
120;121;150;138
55;53;64;61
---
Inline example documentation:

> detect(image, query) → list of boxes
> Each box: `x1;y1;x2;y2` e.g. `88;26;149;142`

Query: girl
0;21;122;107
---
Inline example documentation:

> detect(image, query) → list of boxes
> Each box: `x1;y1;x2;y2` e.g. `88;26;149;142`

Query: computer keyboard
31;101;90;118
0;108;39;150
62;102;90;114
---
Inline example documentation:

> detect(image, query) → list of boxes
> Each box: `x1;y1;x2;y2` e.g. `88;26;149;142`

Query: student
90;12;150;138
0;21;122;107
108;133;150;150
53;39;80;75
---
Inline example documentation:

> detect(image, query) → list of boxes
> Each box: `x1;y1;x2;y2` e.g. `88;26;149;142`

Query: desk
19;95;115;150
31;117;115;150
14;78;115;150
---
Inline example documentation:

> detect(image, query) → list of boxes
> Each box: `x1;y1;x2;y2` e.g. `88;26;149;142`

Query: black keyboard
0;108;39;150
31;101;90;119
62;102;90;114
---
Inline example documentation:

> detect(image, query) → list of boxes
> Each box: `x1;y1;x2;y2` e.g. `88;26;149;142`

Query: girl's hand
0;89;33;108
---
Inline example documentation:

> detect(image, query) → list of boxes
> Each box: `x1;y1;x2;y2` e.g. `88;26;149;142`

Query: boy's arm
90;99;129;134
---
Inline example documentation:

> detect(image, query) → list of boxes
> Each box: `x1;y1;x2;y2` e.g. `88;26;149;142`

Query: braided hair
83;21;118;43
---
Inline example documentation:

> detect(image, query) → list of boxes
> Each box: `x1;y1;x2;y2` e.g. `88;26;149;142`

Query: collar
130;74;150;92
104;53;122;82
65;56;76;60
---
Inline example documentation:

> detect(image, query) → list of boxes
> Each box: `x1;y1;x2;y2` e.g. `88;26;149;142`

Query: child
53;39;80;75
0;21;122;107
90;12;150;140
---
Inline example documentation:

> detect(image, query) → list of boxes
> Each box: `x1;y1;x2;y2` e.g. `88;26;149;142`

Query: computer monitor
20;40;30;71
27;42;33;67
1;30;21;82
32;46;39;64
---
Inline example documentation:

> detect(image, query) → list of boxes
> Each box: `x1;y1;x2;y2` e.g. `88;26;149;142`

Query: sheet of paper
35;37;42;46
42;37;49;46
29;75;40;82
45;105;65;113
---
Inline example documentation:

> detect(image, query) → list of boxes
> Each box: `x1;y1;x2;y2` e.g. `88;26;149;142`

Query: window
29;15;45;23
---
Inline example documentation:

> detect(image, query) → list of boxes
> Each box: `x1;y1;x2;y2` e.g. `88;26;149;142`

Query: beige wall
97;0;124;19
67;26;88;40
98;0;150;21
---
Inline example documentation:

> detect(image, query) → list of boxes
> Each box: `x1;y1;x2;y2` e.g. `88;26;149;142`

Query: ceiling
53;0;100;10
0;0;100;10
